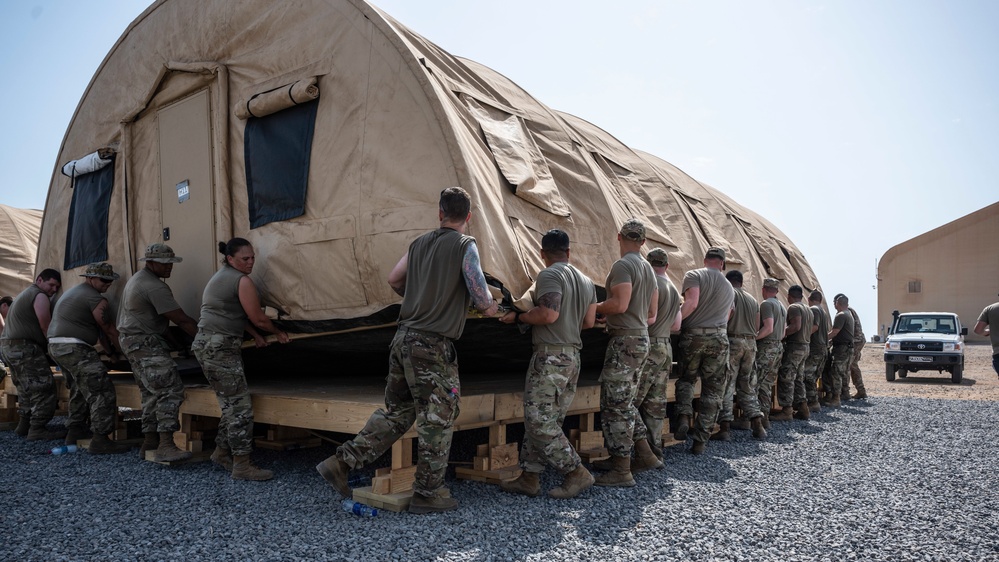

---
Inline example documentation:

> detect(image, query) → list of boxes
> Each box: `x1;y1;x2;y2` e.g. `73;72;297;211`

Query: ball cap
138;243;183;263
646;248;669;267
763;278;779;289
81;262;120;282
705;247;726;260
619;219;647;241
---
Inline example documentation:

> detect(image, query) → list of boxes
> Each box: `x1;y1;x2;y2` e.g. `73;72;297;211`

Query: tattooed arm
502;291;561;326
462;242;499;316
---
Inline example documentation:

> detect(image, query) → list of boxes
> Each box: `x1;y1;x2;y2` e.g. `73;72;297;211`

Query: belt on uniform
607;329;649;337
728;334;755;340
783;341;809;348
48;337;90;346
685;327;725;335
536;344;578;355
650;336;671;343
398;326;447;341
0;338;42;347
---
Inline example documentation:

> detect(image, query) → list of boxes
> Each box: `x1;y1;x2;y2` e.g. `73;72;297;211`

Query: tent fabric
0;204;42;298
61;150;113;178
233;76;321;120
37;0;823;331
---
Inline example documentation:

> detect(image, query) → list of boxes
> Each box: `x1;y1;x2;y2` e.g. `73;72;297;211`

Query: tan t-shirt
199;266;248;337
785;302;813;345
604;251;656;334
532;261;596;348
727;288;759;337
118;269;183;336
759;298;787;342
398;228;474;340
809;305;830;354
48;283;105;345
832;310;854;345
977;303;999;355
681;268;735;330
648;274;681;338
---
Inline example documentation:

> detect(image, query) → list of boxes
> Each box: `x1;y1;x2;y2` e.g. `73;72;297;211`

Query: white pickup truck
883;311;967;384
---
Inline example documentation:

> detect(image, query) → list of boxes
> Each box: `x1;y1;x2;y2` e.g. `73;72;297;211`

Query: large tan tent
0;204;42;299
38;0;823;368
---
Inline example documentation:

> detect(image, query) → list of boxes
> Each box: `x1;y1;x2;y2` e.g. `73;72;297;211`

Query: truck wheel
886;364;895;382
898;368;908;378
951;363;963;384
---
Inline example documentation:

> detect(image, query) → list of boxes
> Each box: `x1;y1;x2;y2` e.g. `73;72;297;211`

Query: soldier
118;243;199;462
843;297;867;400
316;187;499;513
674;247;735;455
0;295;12;381
773;285;813;421
592;219;657;486
498;229;598;499
0;270;62;439
718;270;766;440
47;263;130;454
825;294;855;407
753;278;787;428
973;295;999;376
804;290;830;412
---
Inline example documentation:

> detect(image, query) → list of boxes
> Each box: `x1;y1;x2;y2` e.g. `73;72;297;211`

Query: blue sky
1;0;997;336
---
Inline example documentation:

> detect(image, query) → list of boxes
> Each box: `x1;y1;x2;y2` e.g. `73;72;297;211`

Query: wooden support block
577;448;609;462
473;456;490;471
391;438;413;469
455;465;522;485
371;475;391;495
351;486;450;513
489;443;518;470
579;412;597;432
375;467;391;477
144;449;213;466
488;424;507;448
186;439;204;453
476;443;489;457
577;431;604;451
390;465;417;493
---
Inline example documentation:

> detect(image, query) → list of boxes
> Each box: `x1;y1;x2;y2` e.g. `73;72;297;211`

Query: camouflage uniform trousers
120;334;185;434
803;350;827;404
598;335;649;458
0;340;56;424
847;343;866;396
337;327;460;499
520;346;582;475
632;337;672;449
720;336;761;422
48;343;119;435
192;330;255;456
754;339;784;416
675;331;729;443
827;344;852;399
778;342;810;407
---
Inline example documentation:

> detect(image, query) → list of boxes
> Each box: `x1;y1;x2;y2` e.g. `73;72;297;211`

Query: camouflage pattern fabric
778;342;810;407
61;367;91;430
337;328;460;498
828;344;852;399
848;344;866;395
754;339;784;416
633;338;672;445
598;335;649;457
802;350;828;404
0;340;55;423
675;332;730;442
48;342;119;435
192;331;255;456
520;348;582;474
120;334;185;433
721;336;760;422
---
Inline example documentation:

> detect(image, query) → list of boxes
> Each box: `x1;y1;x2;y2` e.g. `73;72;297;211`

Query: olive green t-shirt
118;269;183;336
398;228;474;340
532;261;596;348
681;268;735;330
1;285;47;344
727;288;759;337
648;274;682;339
809;305;830;354
199;266;248;337
848;307;865;343
48;283;105;345
785;302;813;345
978;303;999;355
832;310;854;345
759;298;787;342
604;251;656;334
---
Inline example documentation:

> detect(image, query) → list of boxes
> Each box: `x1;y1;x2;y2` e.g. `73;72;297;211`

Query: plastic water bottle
50;445;78;455
341;499;378;517
348;474;372;488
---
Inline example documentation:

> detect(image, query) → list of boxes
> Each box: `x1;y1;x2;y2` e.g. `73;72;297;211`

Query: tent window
64;163;114;270
244;99;319;229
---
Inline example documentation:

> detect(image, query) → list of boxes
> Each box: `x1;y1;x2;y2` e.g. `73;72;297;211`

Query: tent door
157;88;216;320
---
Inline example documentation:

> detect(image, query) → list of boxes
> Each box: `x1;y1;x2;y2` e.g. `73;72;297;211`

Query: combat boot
840;392;852;402
770;407;793;421
793;402;810;420
154;432;193;462
690;439;707;455
751;416;767;440
26;423;66;441
710;421;732;442
827;397;841;408
14;413;31;437
853;389;868;399
64;425;90;446
88;433;131;454
231;454;273;481
499;471;540;497
673;414;690;441
730;418;751;431
138;432;159;459
549;465;595;499
211;445;234;472
761;414;771;430
590;456;615;472
594;455;635;487
807;401;822;413
631;439;664;473
316;455;351;497
409;493;458;514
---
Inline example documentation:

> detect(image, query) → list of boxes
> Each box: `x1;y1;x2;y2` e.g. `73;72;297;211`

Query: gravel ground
2;344;998;561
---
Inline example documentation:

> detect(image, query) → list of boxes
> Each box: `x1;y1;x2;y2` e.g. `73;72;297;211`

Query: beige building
877;201;999;343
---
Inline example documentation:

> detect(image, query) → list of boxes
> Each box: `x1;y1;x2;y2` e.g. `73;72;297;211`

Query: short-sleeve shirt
785;302;813;345
532;261;596;349
727;288;759;337
832;310;854;345
398;228;474;340
604;252;656;334
680;268;735;330
759;298;787;342
978;302;999;355
848;307;865;343
809;305;830;354
118;269;183;337
48;283;105;345
1;285;47;344
199;266;248;337
649;274;682;339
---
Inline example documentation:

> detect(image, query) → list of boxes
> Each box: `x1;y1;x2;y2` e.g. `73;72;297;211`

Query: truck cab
883;311;966;383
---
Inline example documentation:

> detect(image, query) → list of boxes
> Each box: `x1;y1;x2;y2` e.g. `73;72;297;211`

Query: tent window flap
244;99;319;229
64;163;114;270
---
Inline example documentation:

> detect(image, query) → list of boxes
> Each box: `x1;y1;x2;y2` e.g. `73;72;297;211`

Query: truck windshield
895;316;957;334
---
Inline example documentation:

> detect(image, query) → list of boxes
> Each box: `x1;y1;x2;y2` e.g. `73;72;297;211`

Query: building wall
877;202;999;343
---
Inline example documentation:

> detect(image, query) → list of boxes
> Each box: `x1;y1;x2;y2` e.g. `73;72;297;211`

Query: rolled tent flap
234;76;320;119
61;150;113;179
